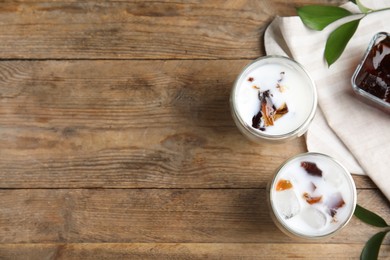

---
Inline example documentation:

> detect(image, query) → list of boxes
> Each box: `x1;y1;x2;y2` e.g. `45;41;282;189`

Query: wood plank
0;60;373;189
1;243;390;259
0;188;389;244
0;59;307;189
0;0;345;59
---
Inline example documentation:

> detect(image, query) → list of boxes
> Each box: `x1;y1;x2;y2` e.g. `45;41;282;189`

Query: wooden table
0;1;389;259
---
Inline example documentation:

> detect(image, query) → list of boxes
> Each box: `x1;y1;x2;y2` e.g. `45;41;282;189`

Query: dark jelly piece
300;161;322;177
252;111;262;130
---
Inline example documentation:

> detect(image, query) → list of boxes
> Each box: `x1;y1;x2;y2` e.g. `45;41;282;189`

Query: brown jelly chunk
252;90;289;131
276;179;293;191
303;192;322;204
300;161;322;177
355;35;390;103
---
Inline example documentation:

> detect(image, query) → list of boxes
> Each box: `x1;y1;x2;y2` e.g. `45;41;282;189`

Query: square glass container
351;32;390;113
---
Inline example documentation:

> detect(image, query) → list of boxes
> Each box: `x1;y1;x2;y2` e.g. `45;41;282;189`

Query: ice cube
325;192;346;218
324;171;343;188
301;207;327;229
326;192;345;209
274;189;301;219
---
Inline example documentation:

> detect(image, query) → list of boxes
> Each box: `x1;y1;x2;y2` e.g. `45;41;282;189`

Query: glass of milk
267;152;357;239
230;56;317;142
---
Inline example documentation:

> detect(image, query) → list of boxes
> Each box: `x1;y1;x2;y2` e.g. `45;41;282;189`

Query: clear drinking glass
267;152;357;239
230;56;317;143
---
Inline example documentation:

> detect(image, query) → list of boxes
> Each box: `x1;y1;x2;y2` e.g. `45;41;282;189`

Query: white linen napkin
264;1;390;201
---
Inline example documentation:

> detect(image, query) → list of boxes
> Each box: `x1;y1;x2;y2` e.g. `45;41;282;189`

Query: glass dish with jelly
351;32;390;113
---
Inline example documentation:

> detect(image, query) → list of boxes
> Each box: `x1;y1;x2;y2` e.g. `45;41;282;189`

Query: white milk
230;56;317;142
269;153;357;238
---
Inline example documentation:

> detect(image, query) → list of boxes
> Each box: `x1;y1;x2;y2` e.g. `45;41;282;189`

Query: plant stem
367;7;390;14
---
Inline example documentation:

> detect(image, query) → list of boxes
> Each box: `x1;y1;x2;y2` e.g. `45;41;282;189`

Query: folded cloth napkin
264;1;390;201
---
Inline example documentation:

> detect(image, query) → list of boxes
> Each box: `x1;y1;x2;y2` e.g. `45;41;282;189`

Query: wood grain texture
0;60;308;188
1;243;390;259
1;1;386;258
0;0;346;59
0;60;375;189
0;189;389;244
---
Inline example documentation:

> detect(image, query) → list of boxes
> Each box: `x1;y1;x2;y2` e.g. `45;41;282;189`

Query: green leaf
324;18;360;66
360;231;390;260
356;0;372;13
297;5;352;30
354;204;389;228
350;0;357;4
